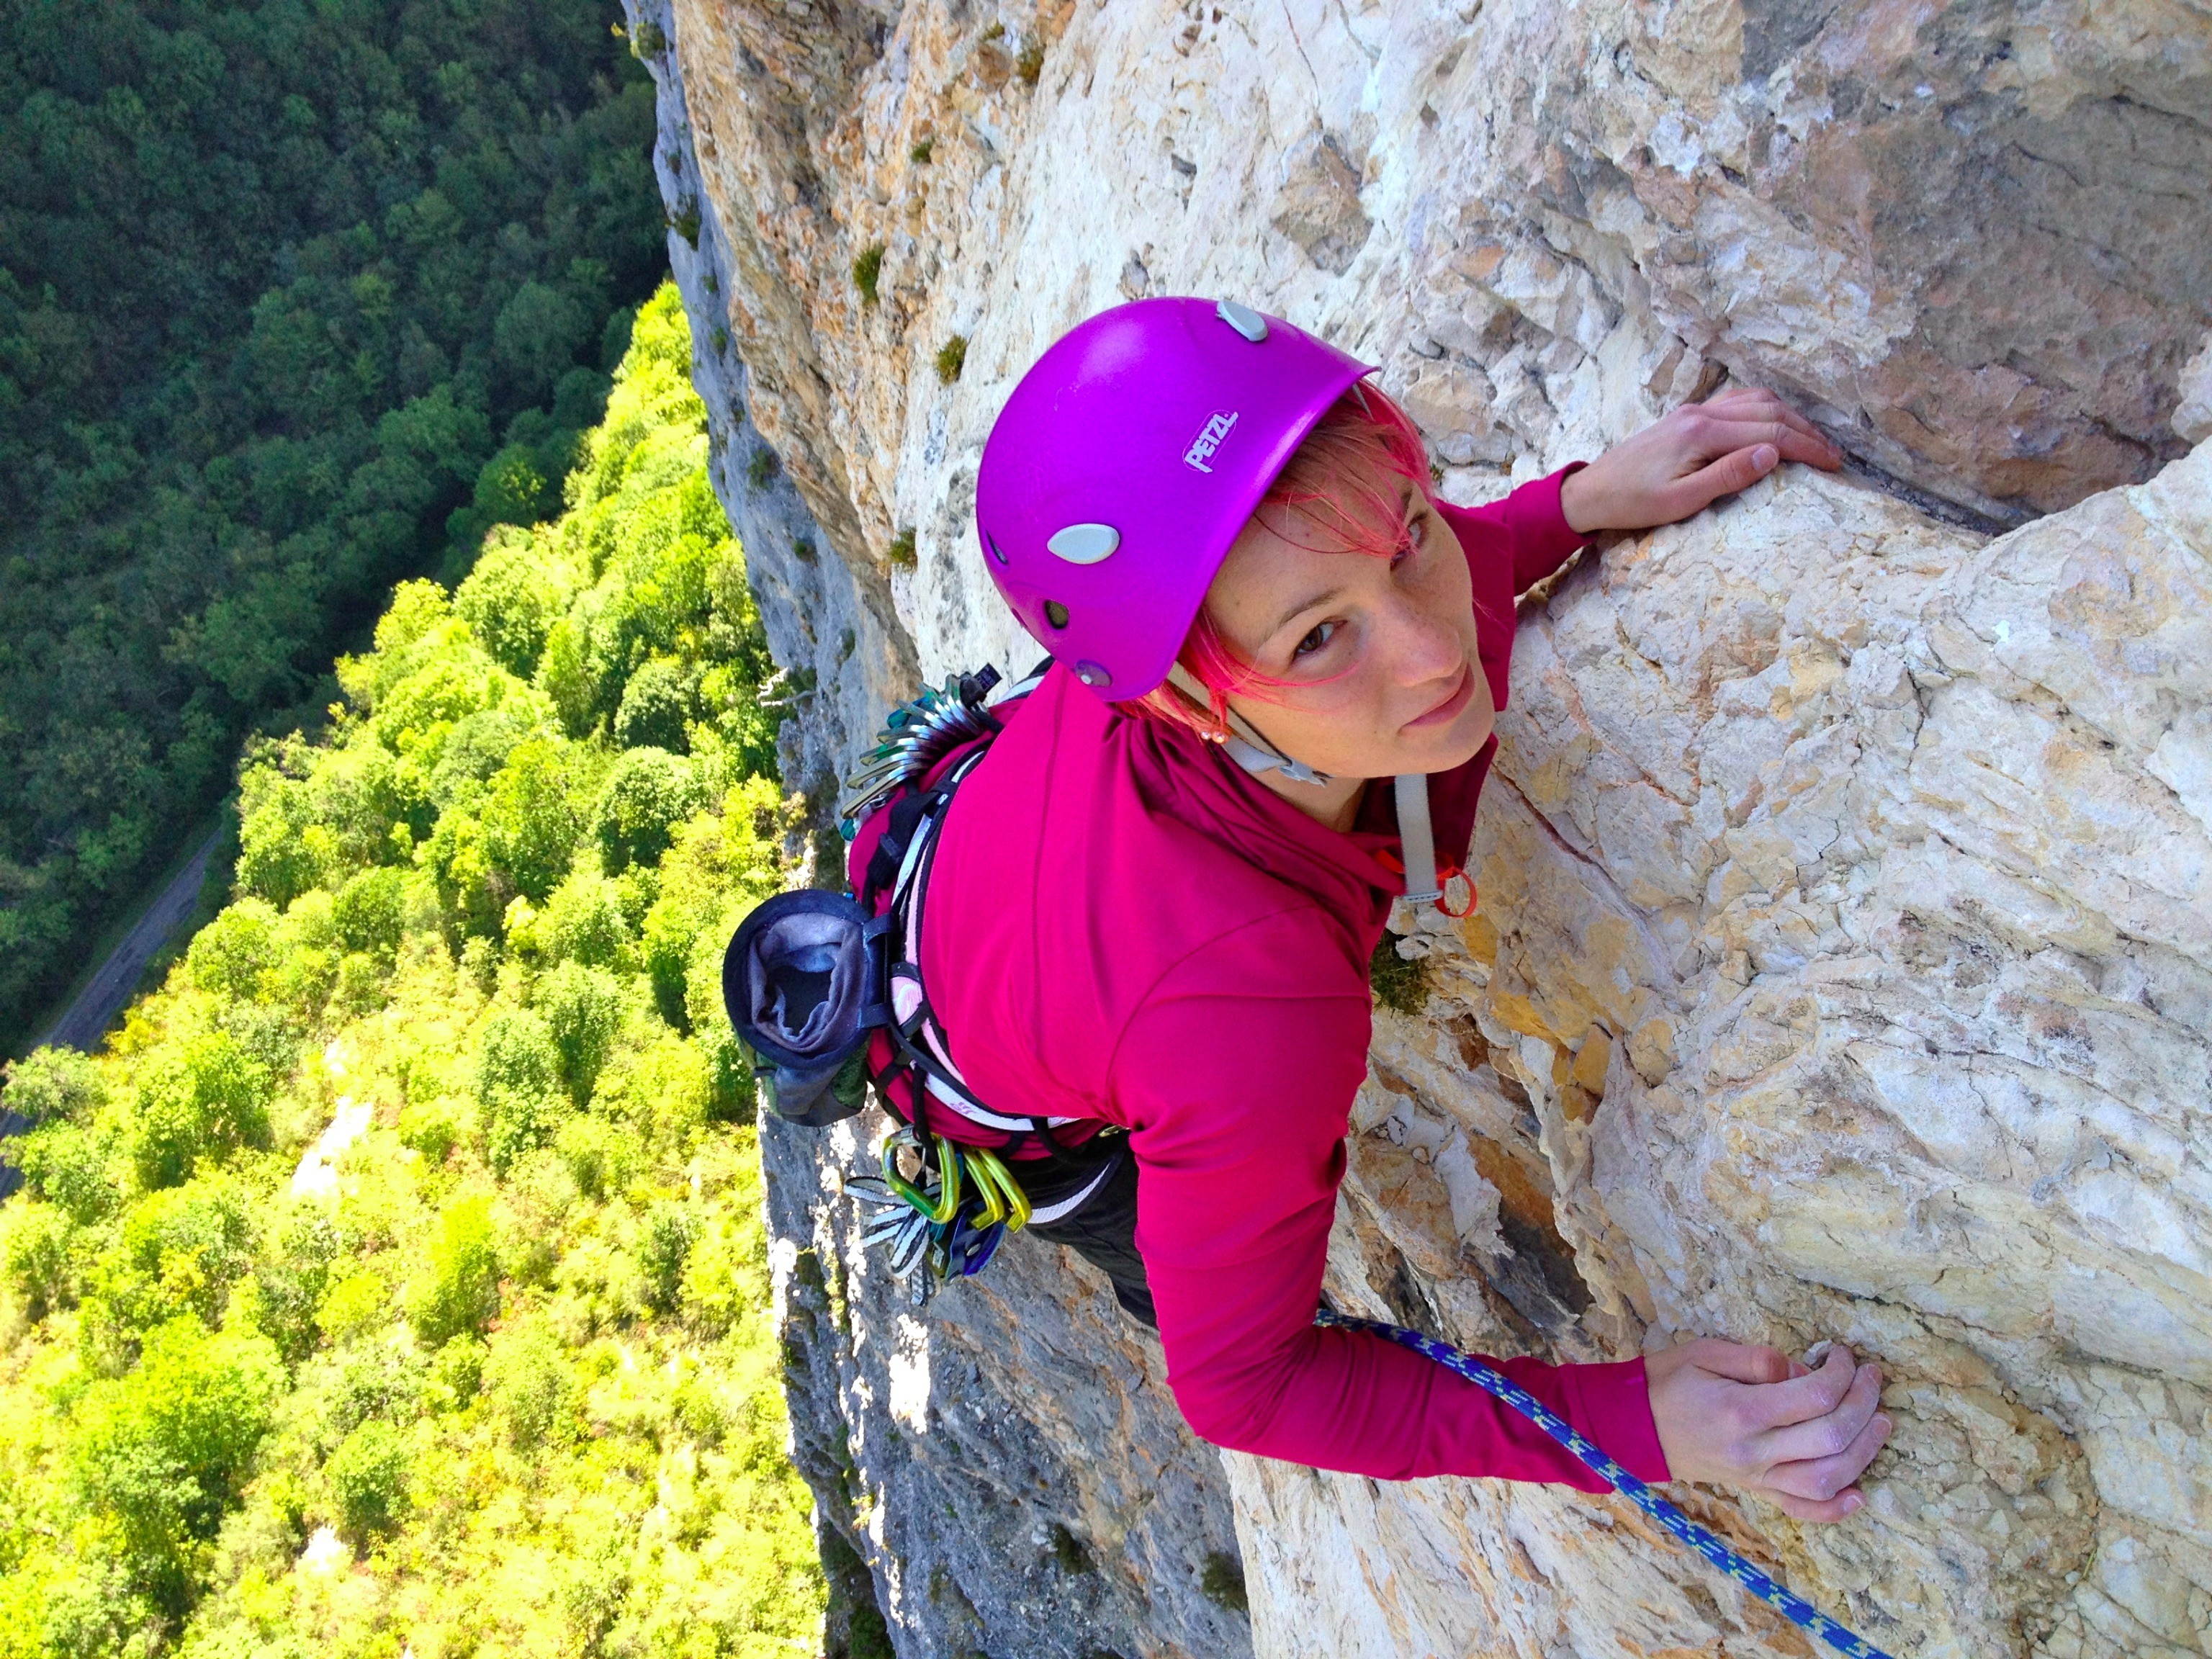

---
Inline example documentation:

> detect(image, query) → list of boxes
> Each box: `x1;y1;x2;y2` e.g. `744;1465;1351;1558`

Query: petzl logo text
1183;410;1239;472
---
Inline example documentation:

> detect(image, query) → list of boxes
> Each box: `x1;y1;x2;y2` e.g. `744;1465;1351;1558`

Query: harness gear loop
848;1128;1031;1295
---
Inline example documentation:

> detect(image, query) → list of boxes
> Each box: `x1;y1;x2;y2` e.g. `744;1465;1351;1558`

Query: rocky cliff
622;4;2212;1656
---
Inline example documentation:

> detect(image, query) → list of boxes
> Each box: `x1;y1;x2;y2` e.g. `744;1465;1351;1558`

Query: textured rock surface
762;1110;1254;1659
628;4;2212;1657
1238;446;2212;1659
637;4;917;809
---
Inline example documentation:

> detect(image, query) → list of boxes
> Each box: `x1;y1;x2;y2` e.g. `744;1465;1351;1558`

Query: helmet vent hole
985;531;1007;565
1043;600;1070;631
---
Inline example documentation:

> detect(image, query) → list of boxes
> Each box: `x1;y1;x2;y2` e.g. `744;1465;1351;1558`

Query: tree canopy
0;0;666;1053
0;288;829;1657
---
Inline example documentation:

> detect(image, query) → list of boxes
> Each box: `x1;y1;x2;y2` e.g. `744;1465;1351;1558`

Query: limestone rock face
761;1111;1254;1659
1246;446;2212;1659
626;3;2212;1656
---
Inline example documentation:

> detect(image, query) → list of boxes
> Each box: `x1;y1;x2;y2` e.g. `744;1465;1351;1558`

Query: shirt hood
1094;675;1498;959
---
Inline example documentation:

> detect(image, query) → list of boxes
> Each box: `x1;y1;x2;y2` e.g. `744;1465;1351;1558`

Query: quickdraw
845;1125;1033;1294
1316;1311;1899;1659
838;669;1006;833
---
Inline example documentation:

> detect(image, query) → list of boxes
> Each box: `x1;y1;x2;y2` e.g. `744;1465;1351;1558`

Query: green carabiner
986;1154;1022;1229
878;1128;963;1224
961;1146;1008;1228
927;1135;964;1223
964;1146;1031;1231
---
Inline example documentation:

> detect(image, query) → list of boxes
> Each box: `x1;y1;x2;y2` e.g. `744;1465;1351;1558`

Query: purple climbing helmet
975;297;1375;700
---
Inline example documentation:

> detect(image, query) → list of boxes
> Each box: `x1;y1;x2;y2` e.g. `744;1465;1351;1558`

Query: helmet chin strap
1164;665;1442;904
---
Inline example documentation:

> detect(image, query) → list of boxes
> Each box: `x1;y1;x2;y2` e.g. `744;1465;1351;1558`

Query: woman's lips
1404;663;1474;729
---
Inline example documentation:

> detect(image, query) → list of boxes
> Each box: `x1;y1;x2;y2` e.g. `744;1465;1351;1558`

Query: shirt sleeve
1112;908;1669;1488
1440;463;1591;595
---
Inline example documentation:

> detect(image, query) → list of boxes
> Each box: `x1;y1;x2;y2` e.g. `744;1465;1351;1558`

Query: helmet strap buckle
1163;670;1444;905
1166;663;1334;786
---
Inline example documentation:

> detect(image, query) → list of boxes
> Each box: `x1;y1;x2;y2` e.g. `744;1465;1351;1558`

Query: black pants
1020;1139;1156;1328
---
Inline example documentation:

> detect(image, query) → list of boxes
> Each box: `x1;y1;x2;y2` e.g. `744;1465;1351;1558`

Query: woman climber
732;297;1893;1523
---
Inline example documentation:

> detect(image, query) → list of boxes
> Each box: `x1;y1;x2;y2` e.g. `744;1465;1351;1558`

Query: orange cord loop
1377;850;1479;918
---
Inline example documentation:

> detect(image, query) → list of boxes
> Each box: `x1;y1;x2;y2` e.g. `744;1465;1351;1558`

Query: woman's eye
1293;621;1339;659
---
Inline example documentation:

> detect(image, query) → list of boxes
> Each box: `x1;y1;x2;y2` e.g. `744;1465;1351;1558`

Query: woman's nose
1375;592;1465;687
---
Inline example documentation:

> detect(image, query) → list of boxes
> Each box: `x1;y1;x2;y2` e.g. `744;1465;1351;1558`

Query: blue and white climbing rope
1315;1310;1897;1659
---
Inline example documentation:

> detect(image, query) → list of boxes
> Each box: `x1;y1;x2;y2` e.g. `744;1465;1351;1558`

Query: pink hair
1120;382;1437;739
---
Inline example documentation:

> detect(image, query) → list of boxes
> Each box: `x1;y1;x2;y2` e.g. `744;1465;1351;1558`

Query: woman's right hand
1558;387;1845;534
1645;1338;1891;1521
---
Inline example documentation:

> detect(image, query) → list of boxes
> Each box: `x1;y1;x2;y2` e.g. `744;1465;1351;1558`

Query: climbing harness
730;655;1470;1304
724;665;1036;1130
728;664;1119;1298
1316;1310;1898;1659
848;675;1091;1155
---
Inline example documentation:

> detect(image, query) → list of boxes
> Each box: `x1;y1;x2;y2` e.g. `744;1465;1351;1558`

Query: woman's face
1203;475;1496;785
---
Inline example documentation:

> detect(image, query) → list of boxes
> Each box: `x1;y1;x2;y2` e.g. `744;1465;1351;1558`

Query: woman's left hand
1559;387;1845;534
1645;1336;1890;1522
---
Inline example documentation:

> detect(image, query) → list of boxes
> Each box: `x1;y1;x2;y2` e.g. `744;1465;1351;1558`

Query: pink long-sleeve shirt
907;469;1670;1491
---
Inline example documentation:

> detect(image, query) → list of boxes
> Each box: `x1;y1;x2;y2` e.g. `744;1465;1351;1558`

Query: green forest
0;0;667;1054
0;287;830;1658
